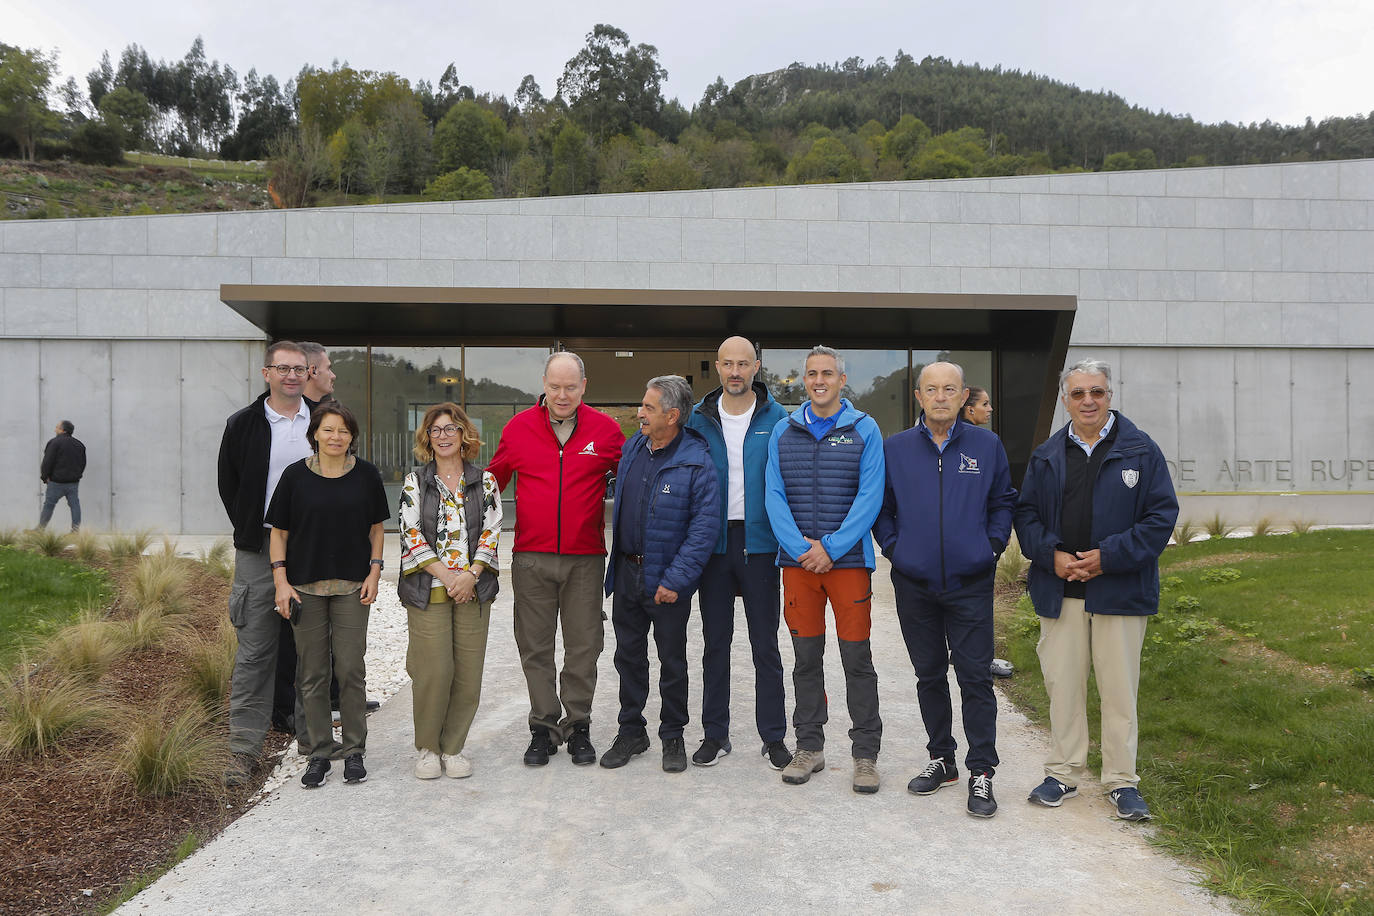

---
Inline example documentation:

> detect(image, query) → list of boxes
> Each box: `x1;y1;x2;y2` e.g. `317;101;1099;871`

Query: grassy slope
0;547;111;664
997;528;1374;914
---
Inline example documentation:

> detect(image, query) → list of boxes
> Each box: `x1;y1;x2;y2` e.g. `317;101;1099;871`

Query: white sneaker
414;748;442;779
442;752;473;779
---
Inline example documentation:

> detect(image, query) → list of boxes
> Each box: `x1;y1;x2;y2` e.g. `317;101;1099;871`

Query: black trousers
611;557;691;740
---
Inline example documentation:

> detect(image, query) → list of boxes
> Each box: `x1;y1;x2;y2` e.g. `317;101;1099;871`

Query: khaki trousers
406;598;491;756
295;590;369;759
510;552;606;740
1036;597;1148;791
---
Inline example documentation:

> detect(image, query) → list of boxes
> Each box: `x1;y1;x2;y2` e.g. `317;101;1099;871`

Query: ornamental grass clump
1204;513;1234;540
1250;516;1276;538
107;530;153;561
0;660;105;757
46;611;126;680
180;624;237;713
115;701;226;796
118;606;194;652
198;539;233;580
68;528;106;562
22;528;69;557
995;532;1028;586
1173;519;1199;545
130;553;190;616
0;527;20;548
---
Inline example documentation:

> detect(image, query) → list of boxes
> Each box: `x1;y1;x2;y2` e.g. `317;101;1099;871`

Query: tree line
3;29;1373;206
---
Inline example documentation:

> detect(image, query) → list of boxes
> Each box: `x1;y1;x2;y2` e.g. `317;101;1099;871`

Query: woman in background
962;387;992;426
398;403;502;780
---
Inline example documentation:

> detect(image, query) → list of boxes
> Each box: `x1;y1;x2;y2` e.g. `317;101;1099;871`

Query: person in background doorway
39;420;86;531
962;387;992;426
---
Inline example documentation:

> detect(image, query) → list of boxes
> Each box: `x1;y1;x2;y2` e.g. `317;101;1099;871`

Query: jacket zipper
556;446;564;554
937;454;946;590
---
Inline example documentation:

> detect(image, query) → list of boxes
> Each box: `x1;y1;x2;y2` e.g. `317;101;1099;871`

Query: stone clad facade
2;158;1372;532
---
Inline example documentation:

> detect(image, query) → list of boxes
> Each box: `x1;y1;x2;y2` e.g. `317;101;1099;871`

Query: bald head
915;361;968;432
543;351;587;420
716;336;760;399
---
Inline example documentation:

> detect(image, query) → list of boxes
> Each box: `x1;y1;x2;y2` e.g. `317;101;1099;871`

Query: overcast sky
7;0;1371;126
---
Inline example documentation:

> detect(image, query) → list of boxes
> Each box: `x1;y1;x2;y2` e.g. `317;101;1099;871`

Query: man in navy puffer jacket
874;361;1016;818
602;376;719;773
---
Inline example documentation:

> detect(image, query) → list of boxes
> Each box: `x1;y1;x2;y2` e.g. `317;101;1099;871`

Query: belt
727;520;745;528
622;553;644;565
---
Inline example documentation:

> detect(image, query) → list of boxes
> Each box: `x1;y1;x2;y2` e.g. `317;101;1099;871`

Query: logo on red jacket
578;442;598;456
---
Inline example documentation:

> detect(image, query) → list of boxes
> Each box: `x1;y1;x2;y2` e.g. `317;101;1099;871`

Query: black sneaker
968;771;998;818
343;753;367;784
600;732;650;768
907;758;959;795
365;699;381;712
523;727;558;766
301;758;330;789
692;737;731;767
762;740;793;771
662;737;688;773
567;724;597;766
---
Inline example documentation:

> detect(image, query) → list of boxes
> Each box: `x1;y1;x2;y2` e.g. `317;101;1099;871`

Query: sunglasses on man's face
1066;387;1110;401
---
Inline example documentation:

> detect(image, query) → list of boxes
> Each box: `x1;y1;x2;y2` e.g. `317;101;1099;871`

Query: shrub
21;528;69;557
996;532;1028;585
1289;518;1314;535
130;554;190;615
422;166;495;201
0;528;19;548
115;702;227;796
1175;617;1217;642
47;611;125;680
180;625;237;712
0;661;105;757
1353;666;1374;687
1204;513;1234;539
1172;594;1202;613
69;528;106;562
108;530;153;561
118;607;193;651
69;120;125;166
1201;567;1242;584
1161;575;1184;592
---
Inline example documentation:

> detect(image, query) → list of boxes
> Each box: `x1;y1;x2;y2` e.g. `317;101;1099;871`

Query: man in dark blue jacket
874;361;1016;818
687;337;791;771
602;375;720;773
766;346;886;794
1014;358;1178;822
39;420;86;531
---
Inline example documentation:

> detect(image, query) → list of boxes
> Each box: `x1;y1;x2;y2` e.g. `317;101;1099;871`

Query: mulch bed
0;554;288;914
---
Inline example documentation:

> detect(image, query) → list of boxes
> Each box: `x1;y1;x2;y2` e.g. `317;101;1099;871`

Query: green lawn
997;529;1374;914
0;547;112;665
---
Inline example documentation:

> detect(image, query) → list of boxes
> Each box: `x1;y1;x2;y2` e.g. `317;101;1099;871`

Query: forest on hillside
3;26;1373;207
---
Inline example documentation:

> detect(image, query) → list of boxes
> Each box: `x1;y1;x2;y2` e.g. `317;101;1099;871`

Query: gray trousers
228;540;305;756
791;635;883;759
296;590;369;759
510;552;606;740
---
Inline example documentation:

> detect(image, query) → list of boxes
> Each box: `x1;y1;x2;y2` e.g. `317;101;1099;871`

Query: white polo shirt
263;398;313;524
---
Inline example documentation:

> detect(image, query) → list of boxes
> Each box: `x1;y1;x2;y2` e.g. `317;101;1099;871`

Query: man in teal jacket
687;337;791;771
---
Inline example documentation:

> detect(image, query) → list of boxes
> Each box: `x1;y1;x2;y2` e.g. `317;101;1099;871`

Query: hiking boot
599;732;650;769
1109;786;1152;821
523;727;558;766
414;748;442;780
224;752;255;788
968;771;997;818
907;758;959;795
662;737;688;773
762;740;793;771
781;748;825;785
1028;776;1077;808
301;758;330;789
852;757;880;794
442;753;472;778
692;737;731;767
567;724;597;766
343;753;367;784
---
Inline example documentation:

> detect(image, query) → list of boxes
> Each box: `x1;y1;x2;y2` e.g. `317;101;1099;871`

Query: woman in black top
267;401;389;789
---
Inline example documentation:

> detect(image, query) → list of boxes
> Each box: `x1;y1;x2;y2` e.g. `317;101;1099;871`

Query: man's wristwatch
369;558;384;570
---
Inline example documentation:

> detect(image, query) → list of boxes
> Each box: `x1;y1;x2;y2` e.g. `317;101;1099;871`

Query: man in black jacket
218;341;313;786
39;420;86;531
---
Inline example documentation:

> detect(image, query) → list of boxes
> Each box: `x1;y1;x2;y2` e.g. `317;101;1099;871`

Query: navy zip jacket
873;416;1016;591
687;380;788;555
765;399;885;570
605;425;720;601
1014;411;1179;618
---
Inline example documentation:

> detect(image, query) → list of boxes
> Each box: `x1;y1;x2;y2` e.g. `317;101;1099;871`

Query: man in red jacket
488;352;626;766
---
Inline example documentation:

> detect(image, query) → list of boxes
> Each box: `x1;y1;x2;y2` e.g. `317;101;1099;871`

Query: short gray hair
807;345;845;375
545;351;586;378
647;375;694;424
297;341;327;367
58;419;74;434
1060;358;1113;394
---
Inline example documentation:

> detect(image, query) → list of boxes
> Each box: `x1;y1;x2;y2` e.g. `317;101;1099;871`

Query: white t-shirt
720;401;755;521
263;398;312;524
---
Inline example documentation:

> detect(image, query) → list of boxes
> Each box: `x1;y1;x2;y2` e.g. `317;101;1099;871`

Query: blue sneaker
1028;776;1077;807
1109;786;1152;821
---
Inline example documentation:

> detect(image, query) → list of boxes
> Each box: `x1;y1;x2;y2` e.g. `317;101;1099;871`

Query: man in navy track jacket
873;361;1016;818
1014;358;1178;822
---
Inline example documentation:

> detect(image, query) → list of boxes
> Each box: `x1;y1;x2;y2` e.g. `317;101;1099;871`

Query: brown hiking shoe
853;757;880;794
781;748;825;785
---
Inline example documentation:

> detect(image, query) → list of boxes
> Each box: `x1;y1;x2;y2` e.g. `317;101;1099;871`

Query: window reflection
760;347;909;437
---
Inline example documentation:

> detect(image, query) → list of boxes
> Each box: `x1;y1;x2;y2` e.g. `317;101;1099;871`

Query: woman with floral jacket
398;402;501;780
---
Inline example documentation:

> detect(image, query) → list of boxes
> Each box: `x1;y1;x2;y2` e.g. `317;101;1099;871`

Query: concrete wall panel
1290;351;1349;490
180;341;258;534
6;288;77;335
0;341;42;527
220;211;286;257
554;216;619;262
1233;349;1292;489
807;221;869;265
420;214;487;260
39;340;112;529
3;220;76;253
1115;348;1178;459
1175;349;1235;491
77;289;148;337
77;218;147;255
110;342;182;530
148;214;217;256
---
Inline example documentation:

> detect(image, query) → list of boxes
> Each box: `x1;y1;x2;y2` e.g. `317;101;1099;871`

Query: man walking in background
38;420;86;531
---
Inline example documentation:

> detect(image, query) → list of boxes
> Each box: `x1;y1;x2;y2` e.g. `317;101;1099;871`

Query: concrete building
3;158;1372;533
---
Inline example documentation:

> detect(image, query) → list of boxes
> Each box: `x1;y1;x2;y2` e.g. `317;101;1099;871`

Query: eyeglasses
1067;387;1110;401
428;424;462;438
268;365;309;377
920;385;963;398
